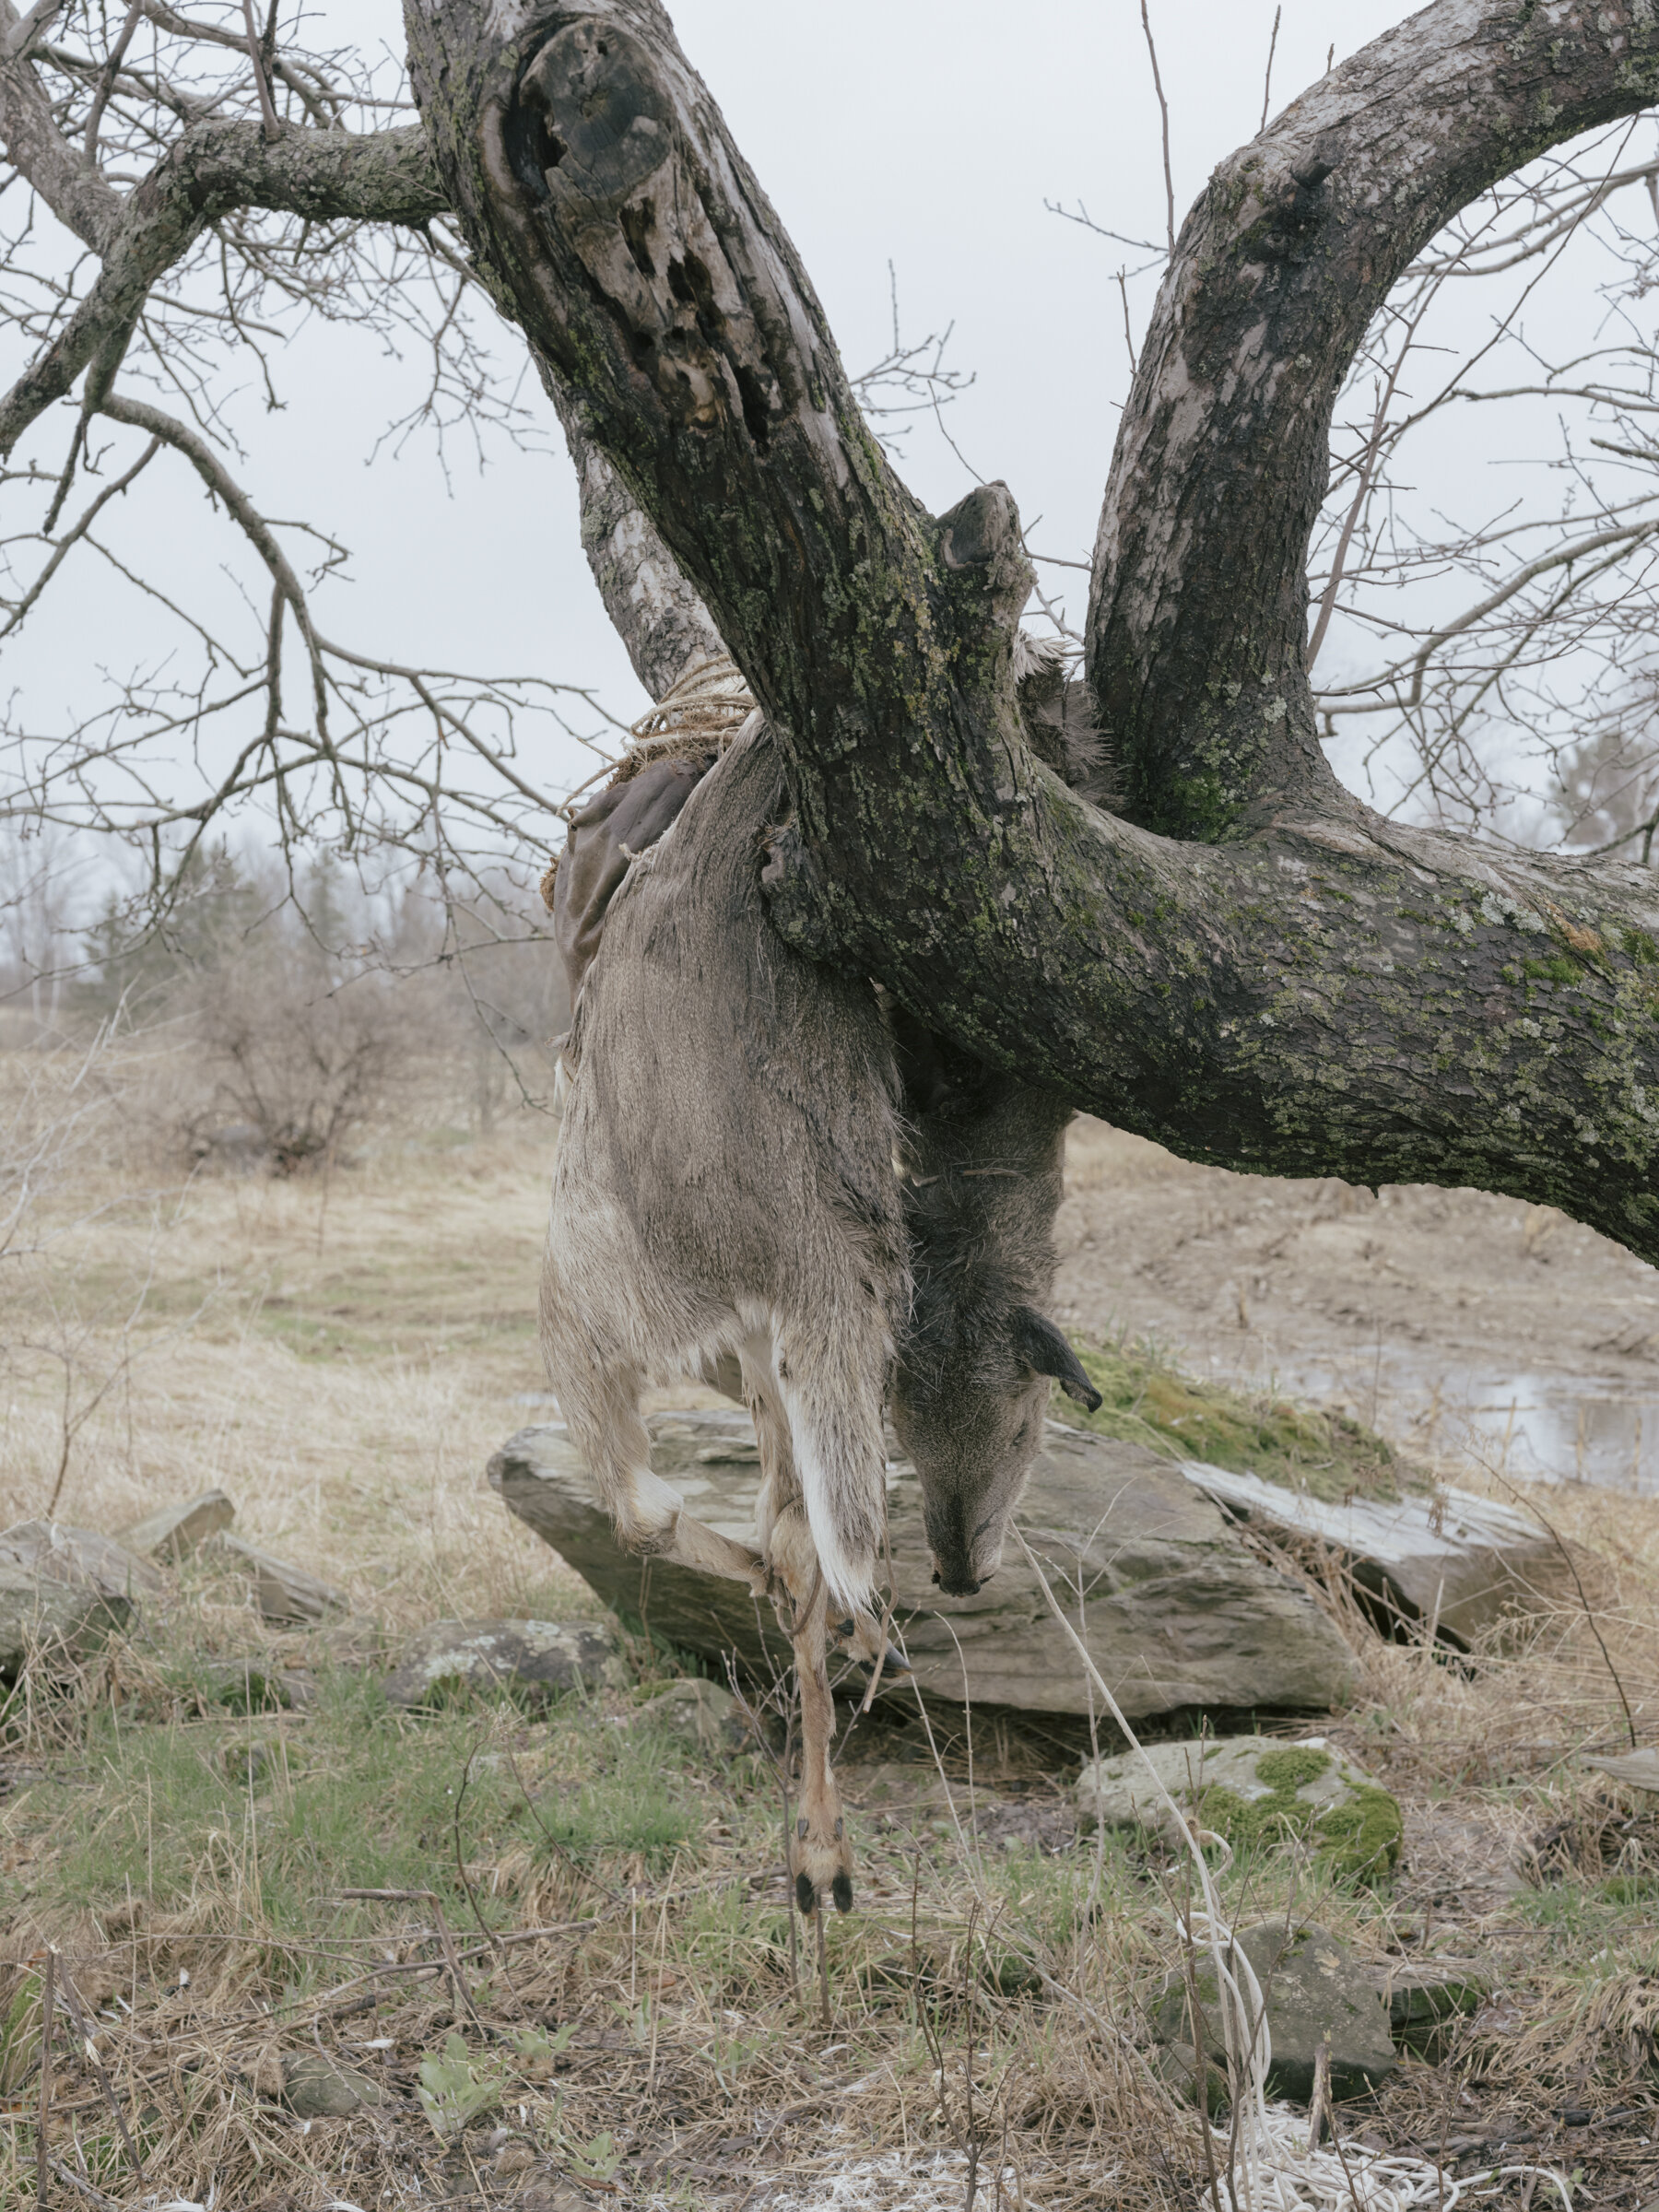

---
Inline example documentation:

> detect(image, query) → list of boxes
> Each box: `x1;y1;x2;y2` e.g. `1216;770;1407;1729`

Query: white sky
11;0;1636;847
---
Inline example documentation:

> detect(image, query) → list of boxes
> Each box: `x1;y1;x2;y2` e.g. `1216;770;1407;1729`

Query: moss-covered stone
1153;1922;1397;2103
1058;1342;1416;1503
1077;1734;1402;1885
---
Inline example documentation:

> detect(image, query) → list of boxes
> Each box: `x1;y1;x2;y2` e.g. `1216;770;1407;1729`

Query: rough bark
401;0;1659;1261
1088;0;1659;838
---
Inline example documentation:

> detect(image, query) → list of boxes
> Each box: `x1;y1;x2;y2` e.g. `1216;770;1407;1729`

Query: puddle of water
1229;1348;1659;1492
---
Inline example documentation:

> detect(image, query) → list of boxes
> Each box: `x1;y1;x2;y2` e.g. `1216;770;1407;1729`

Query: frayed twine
610;653;755;788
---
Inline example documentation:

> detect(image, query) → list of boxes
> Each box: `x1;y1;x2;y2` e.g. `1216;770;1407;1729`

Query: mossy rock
383;1619;619;1710
1059;1346;1412;1503
1077;1735;1402;1884
1154;1921;1397;2103
1385;1966;1487;2063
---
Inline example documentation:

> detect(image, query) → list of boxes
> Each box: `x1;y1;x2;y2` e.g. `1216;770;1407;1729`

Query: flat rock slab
0;1521;162;1599
118;1489;236;1560
488;1412;1357;1723
1582;1748;1659;1794
384;1618;618;1709
1154;1920;1396;2103
1180;1463;1561;1645
1077;1734;1402;1882
202;1534;346;1624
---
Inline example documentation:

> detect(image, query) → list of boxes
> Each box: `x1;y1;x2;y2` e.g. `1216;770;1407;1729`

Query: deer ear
1011;1307;1103;1410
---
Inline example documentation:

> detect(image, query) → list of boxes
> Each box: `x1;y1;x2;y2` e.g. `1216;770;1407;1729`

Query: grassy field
6;1078;1659;2209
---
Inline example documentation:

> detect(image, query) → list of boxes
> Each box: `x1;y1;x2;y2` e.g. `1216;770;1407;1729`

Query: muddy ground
1056;1119;1659;1490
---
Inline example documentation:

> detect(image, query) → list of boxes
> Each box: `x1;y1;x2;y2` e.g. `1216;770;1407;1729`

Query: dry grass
7;1047;1659;2206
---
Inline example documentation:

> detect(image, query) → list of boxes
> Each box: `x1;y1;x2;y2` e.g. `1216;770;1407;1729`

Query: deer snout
930;1560;983;1598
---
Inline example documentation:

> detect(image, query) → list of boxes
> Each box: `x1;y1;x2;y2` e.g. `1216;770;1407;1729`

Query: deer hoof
789;1814;854;1915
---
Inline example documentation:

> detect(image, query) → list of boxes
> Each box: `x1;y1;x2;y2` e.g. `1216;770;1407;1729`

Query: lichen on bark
399;0;1659;1265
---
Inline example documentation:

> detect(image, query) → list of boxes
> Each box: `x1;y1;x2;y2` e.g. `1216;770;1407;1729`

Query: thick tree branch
545;381;724;699
0;119;445;457
397;0;1659;1265
1087;0;1659;837
404;0;980;765
0;0;122;250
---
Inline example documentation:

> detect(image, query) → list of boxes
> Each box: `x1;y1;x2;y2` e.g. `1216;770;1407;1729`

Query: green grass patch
1053;1338;1415;1500
2;1665;530;1937
530;1733;700;1870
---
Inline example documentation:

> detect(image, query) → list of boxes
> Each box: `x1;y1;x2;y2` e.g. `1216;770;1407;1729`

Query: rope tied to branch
538;654;756;919
611;652;756;786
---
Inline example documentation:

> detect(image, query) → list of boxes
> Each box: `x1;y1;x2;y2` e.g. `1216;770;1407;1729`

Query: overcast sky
11;0;1635;848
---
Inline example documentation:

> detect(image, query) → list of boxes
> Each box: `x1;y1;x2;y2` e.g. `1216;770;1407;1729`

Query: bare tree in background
10;5;1659;1262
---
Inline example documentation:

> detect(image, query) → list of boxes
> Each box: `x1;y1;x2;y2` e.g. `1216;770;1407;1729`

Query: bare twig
1139;0;1176;256
1260;5;1281;134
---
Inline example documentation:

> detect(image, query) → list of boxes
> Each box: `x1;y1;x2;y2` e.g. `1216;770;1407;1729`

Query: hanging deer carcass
541;708;1100;1913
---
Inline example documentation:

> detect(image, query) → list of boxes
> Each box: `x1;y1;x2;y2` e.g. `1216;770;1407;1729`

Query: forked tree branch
1088;0;1659;837
396;0;1659;1263
16;2;1659;1271
0;119;445;456
0;0;123;249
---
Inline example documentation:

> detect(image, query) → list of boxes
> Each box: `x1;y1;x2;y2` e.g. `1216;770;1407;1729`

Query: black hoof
795;1871;818;1915
831;1870;853;1914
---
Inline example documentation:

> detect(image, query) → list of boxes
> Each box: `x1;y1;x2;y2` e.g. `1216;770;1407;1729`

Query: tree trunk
401;0;1659;1260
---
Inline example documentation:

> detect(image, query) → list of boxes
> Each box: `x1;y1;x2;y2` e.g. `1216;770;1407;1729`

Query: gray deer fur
542;705;1100;1913
888;1011;1101;1597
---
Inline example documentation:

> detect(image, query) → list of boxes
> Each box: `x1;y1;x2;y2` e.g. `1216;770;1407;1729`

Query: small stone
624;1677;745;1749
203;1535;347;1623
1151;2039;1230;2116
222;1741;274;1785
196;1661;313;1714
237;2050;286;2100
1153;1921;1397;2104
118;1489;236;1560
281;2052;384;2118
383;1619;618;1710
1077;1735;1402;1882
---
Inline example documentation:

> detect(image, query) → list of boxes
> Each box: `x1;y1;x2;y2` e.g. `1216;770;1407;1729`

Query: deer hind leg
734;1342;849;1914
786;1571;853;1914
557;1354;768;1590
751;1313;896;1913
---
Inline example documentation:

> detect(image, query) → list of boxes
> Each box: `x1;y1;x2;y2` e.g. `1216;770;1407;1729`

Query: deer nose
933;1570;982;1597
